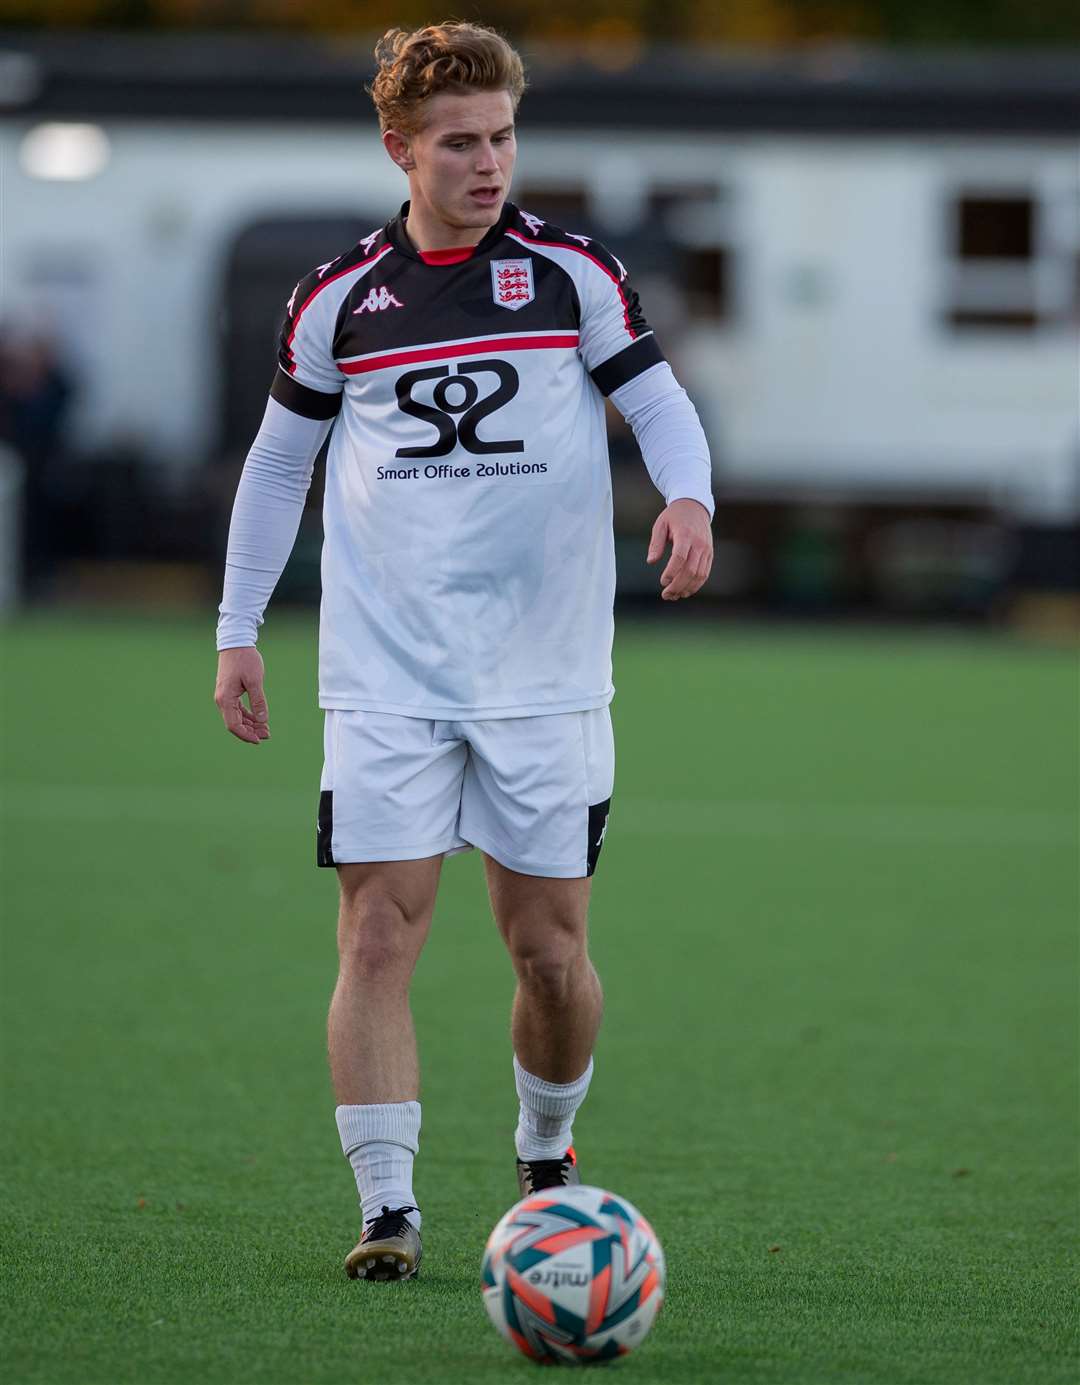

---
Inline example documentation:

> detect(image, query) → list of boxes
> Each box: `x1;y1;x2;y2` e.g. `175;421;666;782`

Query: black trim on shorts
586;797;612;876
317;789;336;867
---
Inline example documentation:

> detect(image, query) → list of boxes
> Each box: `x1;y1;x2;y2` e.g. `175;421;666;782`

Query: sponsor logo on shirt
353;286;405;314
490;258;535;311
394;359;523;457
375;460;550;482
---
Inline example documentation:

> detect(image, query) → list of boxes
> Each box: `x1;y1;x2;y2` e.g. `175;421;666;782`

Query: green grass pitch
1;613;1076;1384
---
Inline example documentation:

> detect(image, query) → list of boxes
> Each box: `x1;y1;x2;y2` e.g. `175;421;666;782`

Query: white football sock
514;1055;594;1161
335;1101;421;1231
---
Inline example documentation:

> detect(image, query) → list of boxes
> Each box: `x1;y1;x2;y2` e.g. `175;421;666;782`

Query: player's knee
512;945;583;1004
338;928;417;983
337;889;421;980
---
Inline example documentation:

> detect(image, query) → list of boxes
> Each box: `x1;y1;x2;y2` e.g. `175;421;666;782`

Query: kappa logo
353;286;404;314
595;819;608;850
519;209;545;235
288;257;340;315
359;229;382;254
491;257;535;310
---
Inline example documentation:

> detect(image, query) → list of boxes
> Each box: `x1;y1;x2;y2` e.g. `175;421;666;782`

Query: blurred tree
0;0;1078;44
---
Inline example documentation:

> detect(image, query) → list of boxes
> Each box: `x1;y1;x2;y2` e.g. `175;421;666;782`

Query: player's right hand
214;646;270;745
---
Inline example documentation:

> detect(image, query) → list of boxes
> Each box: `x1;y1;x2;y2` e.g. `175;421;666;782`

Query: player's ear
383;129;415;172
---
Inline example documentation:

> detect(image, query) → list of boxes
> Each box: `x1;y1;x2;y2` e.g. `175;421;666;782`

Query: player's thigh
460;708;614;880
483;854;591;967
335;856;444;974
318;709;468;867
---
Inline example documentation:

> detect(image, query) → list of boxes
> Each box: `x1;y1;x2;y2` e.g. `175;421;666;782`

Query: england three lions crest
491;257;534;310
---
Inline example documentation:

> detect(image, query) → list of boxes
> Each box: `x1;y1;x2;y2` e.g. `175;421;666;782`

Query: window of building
647;183;734;323
943;189;1071;332
957;196;1034;259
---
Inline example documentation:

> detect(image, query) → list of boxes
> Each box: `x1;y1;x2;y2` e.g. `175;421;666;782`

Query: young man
215;21;714;1283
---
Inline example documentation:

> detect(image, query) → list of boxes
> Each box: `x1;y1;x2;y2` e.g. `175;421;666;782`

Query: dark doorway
217;212;384;457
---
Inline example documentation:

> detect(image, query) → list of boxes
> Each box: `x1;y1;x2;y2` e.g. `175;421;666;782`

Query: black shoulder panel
508;207;631;283
277;227;391;374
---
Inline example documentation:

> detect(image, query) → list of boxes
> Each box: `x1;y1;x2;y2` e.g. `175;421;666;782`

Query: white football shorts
317;708;614;879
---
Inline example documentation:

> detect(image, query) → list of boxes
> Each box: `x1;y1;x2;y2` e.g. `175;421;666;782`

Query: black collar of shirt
387;200;516;263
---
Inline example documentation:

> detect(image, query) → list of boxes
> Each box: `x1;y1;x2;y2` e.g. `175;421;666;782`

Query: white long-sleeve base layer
216;361;713;716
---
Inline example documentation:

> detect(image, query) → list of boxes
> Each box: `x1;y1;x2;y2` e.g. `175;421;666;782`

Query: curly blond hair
369;21;527;135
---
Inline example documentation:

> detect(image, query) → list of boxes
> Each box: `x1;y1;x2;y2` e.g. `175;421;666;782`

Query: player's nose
474;142;499;172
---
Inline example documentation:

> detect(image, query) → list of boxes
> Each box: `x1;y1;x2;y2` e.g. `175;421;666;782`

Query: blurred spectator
0;328;74;597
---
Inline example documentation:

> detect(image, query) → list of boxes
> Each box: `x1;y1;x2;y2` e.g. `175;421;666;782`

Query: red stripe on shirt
285;244;394;373
338;333;579;376
505;228;637;340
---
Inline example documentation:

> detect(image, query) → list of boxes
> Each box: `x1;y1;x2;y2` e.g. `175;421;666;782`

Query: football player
215;20;714;1282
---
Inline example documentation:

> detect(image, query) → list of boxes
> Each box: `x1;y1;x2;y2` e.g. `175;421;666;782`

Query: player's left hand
646;499;714;601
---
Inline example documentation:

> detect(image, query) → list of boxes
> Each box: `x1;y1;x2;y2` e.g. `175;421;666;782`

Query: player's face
394;89;517;236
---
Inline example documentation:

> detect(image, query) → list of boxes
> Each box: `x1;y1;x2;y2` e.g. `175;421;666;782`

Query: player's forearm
610;363;715;516
216;397;332;650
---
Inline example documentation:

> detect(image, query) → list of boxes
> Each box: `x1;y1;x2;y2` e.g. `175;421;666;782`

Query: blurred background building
1;4;1078;629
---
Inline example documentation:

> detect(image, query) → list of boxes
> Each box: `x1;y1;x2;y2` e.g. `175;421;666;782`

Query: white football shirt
220;202;714;718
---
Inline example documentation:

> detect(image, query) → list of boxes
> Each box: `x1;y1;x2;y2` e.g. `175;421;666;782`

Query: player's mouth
469;186;502;207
